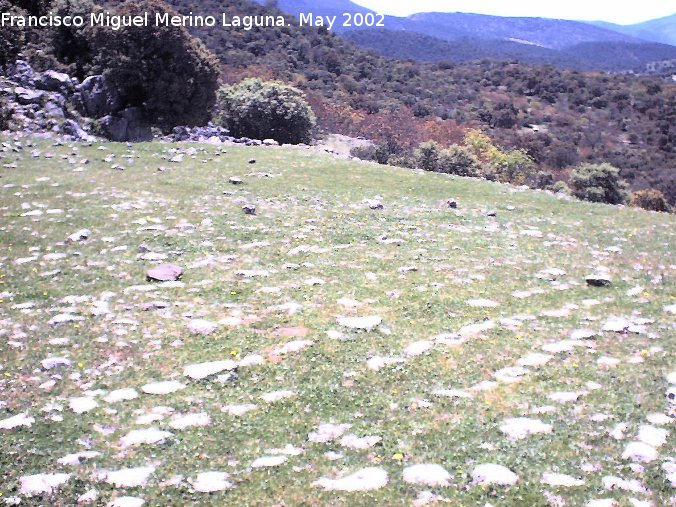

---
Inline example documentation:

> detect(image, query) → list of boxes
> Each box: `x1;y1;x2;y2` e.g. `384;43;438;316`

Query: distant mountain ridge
256;0;676;71
587;14;676;47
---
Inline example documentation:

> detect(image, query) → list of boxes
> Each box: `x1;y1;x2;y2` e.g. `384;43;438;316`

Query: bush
48;0;100;78
570;163;628;204
216;78;316;144
0;96;12;130
550;181;571;194
532;171;554;190
387;154;416;168
95;0;220;130
414;141;441;171
629;189;670;212
0;0;26;69
436;145;481;176
350;145;378;161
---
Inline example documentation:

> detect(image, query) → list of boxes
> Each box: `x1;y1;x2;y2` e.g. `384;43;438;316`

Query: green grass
0;138;674;506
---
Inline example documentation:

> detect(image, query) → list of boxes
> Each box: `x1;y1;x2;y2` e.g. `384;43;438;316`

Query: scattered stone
242;205;256;215
109;497;145;507
622;441;658;462
541;472;585;487
500;418;553;440
41;356;72;370
229;177;243;185
187;319;218;335
251;456;288;468
585;274;612;287
637;425;668;447
471;464;518;486
102;467;155;488
447;199;457;209
69;397;99;414
120;428;172;447
57;451;101;466
0;412;35;429
141;380;186;395
104;388;139;404
403;464;452;487
191;472;233;492
339;434;382;449
19;473;71;495
313;467;388;492
146;264;183;282
169;413;211;430
337;315;382;331
309;423;351;443
184;360;237;380
66;229;91;243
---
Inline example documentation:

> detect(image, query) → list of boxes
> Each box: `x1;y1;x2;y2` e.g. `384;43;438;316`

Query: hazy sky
350;0;674;25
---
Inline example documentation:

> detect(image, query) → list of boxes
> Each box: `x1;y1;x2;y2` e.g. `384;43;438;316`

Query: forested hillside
164;0;675;202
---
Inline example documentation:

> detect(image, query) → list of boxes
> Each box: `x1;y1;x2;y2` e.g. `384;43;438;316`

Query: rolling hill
257;2;676;72
589;14;676;47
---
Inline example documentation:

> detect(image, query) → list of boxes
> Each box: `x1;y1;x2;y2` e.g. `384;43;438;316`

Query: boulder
146;264;183;282
586;274;612;287
35;70;74;94
61;119;92;141
15;87;45;105
76;75;122;118
100;107;152;142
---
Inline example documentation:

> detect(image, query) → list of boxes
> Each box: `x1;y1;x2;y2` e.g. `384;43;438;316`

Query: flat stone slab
146;264;183;282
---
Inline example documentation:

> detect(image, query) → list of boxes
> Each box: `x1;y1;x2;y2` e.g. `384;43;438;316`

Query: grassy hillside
0;138;674;505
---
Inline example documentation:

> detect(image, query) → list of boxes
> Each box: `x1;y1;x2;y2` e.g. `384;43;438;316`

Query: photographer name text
1;11;386;32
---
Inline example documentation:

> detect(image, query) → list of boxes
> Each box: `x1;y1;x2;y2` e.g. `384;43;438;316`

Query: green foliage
47;0;100;77
0;96;12;129
387;153;416;169
570;163;628;204
630;189;670;212
350;144;378;162
550;181;571;194
216;78;316;144
95;0;221;130
414;141;441;171
436;145;481;176
532;171;554;190
465;129;535;184
0;0;26;69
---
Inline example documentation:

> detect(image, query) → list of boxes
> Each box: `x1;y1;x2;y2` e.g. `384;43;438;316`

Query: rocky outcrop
1;60;93;141
100;107;152;143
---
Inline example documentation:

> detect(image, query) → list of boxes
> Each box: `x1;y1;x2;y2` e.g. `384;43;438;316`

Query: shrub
414;141;441;171
0;0;26;69
47;0;100;78
387;154;416;168
532;171;554;190
550;181;571;194
436;145;481;176
216;78;316;144
629;189;670;212
570;163;628;204
95;0;220;130
0;96;13;130
350;145;378;161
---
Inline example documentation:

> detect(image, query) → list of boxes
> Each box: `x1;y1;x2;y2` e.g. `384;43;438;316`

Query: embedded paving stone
541;472;585;487
183;360;237;380
109;497;145;507
120;428;173;447
187;319;218;335
312;467;388;492
500;418;553;440
141;380;186;395
0;412;35;430
191;472;234;492
403;464;452;487
337;315;382;331
251;456;288;468
146;264;183;282
472;464;519;486
101;467;155;488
